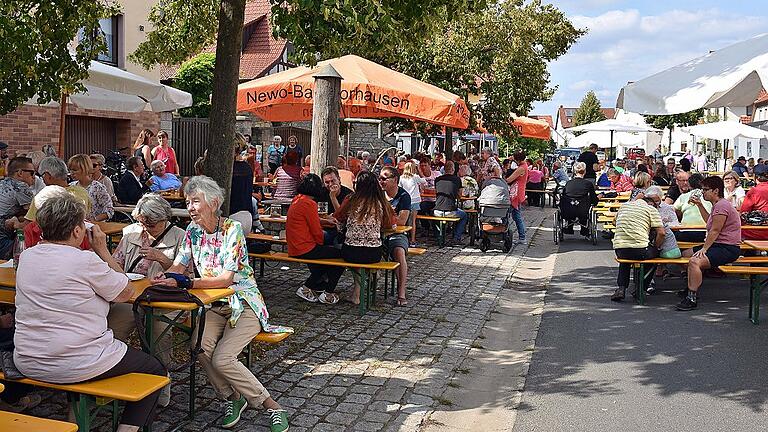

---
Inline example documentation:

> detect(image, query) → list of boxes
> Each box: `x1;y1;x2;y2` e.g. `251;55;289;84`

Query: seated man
0;157;35;258
148;160;181;192
432;161;468;242
379;166;411;306
118;156;148;204
740;167;768;240
673;173;710;242
607;168;633;192
318;166;354;245
561;162;598;236
611;189;666;301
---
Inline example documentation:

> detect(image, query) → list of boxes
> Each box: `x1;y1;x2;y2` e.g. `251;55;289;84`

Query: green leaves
0;0;120;114
573;91;606;127
174;53;216;118
645;109;704;130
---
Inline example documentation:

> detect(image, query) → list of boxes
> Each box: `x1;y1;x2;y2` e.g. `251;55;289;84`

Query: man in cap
732;156;749;178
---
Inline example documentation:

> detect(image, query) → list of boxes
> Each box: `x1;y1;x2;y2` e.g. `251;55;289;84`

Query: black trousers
341;244;382;264
418;201;435;230
615;247;657;289
674;230;706;242
268;162;279;174
86;347;166;427
296;245;344;293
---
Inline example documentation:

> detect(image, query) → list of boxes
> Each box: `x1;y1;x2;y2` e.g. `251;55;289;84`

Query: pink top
512;162;529;209
154;145;178;174
707;198;741;245
527;169;544;183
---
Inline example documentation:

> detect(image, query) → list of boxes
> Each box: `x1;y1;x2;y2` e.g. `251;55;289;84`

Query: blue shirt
553;168;569;186
149;174;181;192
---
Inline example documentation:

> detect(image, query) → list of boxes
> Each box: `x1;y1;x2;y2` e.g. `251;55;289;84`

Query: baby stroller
553;193;596;245
477;178;513;252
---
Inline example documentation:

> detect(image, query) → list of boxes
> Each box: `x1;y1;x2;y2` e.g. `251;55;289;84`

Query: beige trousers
108;303;173;366
195;305;270;406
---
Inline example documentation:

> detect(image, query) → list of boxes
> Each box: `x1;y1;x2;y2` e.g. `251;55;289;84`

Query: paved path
18;207;552;431
514;231;768;432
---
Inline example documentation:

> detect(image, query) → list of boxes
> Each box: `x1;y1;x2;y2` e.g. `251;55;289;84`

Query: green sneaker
221;397;248;429
268;408;289;432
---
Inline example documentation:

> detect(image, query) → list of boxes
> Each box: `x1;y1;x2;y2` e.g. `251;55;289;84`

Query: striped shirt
613;200;663;249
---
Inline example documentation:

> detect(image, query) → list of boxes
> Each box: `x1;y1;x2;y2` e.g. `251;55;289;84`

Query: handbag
133;284;207;371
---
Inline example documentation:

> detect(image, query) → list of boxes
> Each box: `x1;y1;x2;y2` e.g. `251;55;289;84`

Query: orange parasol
236;55;470;129
475;116;551;140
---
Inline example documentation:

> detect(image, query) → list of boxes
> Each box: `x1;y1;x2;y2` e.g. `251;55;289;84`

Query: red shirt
286;194;324;256
741;182;768;239
24;221;90;249
610;175;634;192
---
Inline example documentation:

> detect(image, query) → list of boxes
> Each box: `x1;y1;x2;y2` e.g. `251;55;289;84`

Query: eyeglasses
378;176;393;181
724;177;737;182
701;187;712;192
19;169;35;175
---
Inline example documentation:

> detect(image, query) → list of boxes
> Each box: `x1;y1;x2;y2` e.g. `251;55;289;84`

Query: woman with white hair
148;160;181;192
152;176;290;431
267;135;284;174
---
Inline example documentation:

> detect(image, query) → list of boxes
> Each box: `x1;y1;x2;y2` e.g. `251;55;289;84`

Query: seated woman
333;171;396;304
630;171;652;201
273;151;302;200
151;176;290;431
561;162;598;236
723;170;745;208
148;160;182;192
287;174;344;304
110;194;187;406
68;153;113;221
678;175;742;311
14;192;166;432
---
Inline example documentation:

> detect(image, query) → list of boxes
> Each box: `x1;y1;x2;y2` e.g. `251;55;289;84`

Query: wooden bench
719;265;768;324
415;215;461;246
616;256;768;306
0;411;78;432
408;247;427;255
0;372;169;432
246;233;427;256
244;332;292;368
249;251;399;314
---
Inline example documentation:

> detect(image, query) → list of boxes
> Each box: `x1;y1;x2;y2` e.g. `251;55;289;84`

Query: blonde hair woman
68;154;113;221
630;171;651;201
398;161;426;245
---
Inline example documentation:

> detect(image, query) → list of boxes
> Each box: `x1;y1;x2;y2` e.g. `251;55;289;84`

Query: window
96;16;119;65
747;105;754;117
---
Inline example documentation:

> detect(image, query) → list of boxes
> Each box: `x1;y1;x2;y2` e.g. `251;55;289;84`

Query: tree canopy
572;91;606;127
0;0;119;114
174;53;216;118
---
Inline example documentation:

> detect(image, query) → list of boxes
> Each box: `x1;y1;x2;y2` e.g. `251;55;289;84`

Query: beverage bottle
12;229;25;270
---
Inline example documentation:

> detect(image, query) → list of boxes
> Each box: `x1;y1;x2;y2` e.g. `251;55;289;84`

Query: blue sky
532;0;768;120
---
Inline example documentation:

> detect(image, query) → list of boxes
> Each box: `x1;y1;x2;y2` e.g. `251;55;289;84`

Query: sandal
317;292;339;304
295;286;318;303
396;297;408;307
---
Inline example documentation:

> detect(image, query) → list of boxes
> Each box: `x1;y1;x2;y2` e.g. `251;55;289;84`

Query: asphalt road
513;234;768;432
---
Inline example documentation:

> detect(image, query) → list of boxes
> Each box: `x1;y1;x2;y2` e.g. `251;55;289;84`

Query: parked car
596;151;606;161
626;148;646;160
556;147;582;172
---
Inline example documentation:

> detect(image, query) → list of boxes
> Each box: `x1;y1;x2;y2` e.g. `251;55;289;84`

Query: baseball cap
0;141;7;150
738;156;746;161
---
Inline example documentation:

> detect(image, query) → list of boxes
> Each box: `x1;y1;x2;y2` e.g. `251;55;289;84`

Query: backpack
133;285;207;371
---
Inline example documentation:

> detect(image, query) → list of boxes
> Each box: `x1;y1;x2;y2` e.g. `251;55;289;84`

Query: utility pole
310;65;342;176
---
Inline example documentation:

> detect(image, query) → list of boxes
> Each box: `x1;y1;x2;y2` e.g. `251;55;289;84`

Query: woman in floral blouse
152;176;290;432
68;154;114;221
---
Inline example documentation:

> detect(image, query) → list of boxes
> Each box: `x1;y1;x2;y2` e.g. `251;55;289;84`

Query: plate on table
126;273;146;281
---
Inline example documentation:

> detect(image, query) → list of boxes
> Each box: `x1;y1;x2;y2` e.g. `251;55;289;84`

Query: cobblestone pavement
22;206;552;431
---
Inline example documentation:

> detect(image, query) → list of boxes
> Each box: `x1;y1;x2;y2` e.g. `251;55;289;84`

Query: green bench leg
436;222;446;246
751;275;764;325
353;269;370;316
637;263;646;305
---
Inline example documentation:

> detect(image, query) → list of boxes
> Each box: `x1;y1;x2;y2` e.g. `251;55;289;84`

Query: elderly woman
151;176;290;431
14;192;166;432
273;150;302;199
109;194;187;406
148;160;182;192
723;170;746;208
69;154;114;221
678;176;742;311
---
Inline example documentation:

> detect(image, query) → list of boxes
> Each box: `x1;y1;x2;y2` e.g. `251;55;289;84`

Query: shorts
660;247;681;259
692;243;740;268
384;234;409;259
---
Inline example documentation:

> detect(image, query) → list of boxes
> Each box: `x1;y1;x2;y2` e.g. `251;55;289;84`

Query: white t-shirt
399;175;427;204
14;243;128;383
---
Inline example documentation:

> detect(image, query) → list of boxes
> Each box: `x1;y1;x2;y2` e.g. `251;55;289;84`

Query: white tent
568;130;643;149
617;33;768;115
568;119;659;157
682;121;768;140
25;60;193;155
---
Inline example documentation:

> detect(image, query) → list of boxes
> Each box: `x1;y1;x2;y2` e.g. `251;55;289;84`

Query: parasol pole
57;92;68;158
610;130;614;164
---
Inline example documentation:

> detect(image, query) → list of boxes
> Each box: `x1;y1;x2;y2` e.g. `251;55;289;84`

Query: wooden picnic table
115;205;190;219
253;216;412;236
95;221;128;235
671;224;768;231
159;190;185;201
743;240;768;250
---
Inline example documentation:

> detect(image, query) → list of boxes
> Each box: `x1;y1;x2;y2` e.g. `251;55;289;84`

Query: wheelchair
553;196;596;245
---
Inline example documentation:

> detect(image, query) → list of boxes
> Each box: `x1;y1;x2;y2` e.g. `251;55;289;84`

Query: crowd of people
561;144;766;312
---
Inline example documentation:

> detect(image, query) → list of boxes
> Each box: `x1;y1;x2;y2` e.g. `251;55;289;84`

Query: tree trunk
309;65;342;176
204;0;245;215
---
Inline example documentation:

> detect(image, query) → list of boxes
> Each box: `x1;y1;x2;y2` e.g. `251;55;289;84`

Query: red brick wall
0;104;161;157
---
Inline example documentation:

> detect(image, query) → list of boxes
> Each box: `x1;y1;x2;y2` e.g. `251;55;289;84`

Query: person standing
267;136;285;174
694;152;708;172
577;143;600;185
132;129;156;176
504;151;529;244
286;135;303;166
398;161;427;246
152;131;178;175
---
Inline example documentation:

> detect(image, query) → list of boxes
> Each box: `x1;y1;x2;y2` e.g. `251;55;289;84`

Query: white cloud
533;7;768;117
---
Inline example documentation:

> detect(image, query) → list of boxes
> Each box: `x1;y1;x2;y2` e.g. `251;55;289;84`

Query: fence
64;115;119;159
172;117;209;176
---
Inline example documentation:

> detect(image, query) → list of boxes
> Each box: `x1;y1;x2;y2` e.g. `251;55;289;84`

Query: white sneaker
295;286;318;302
159;377;171;407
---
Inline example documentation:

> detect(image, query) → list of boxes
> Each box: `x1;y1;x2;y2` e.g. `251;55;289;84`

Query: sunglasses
379;176;393;181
